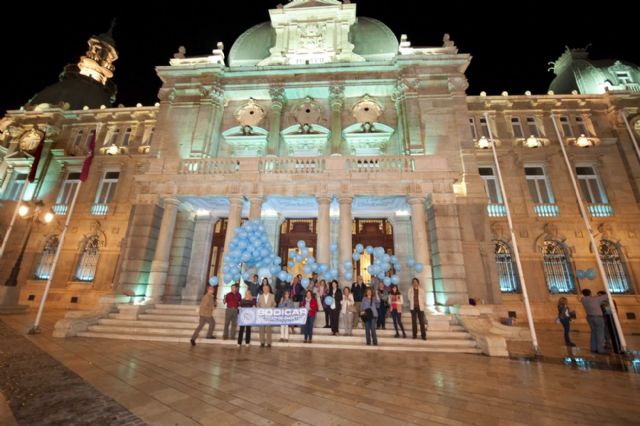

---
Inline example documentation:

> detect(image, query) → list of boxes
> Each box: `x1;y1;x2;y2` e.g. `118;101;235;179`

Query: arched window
495;241;518;293
543;240;575;293
75;235;100;282
600;240;632;294
34;235;59;280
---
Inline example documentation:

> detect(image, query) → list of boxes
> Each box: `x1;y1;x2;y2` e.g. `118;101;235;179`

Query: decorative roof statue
173;46;186;59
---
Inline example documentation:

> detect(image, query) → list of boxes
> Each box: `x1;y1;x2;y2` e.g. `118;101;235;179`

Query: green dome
228;22;275;67
350;17;398;61
228;17;398;67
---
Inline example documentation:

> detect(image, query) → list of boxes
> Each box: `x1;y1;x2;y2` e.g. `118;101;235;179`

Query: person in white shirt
341;287;355;336
257;282;276;347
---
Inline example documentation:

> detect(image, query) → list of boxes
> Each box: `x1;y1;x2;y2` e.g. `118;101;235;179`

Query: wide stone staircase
78;303;481;354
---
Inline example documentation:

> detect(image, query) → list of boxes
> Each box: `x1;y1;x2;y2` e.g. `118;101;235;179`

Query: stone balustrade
179;155;444;177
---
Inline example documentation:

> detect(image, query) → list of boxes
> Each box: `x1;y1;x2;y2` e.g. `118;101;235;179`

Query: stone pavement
1;310;640;425
0;320;145;426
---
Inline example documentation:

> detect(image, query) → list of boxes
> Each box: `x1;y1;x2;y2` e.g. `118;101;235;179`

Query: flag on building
79;129;97;182
27;131;45;182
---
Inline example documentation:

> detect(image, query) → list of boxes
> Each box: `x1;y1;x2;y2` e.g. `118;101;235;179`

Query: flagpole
29;181;82;334
550;114;627;353
0;182;29;259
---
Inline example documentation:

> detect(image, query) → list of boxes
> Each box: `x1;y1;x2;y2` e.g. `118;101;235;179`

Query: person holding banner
190;286;216;346
301;289;318;343
257;282;276;347
278;290;294;342
238;290;256;347
223;284;241;340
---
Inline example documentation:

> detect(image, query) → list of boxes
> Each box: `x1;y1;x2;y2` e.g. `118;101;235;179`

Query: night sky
1;1;637;114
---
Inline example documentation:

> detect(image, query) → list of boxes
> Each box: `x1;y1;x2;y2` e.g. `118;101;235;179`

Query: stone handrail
346;156;415;173
259;157;326;174
179;158;240;174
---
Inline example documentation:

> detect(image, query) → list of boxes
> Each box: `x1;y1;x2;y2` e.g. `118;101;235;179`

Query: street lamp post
4;201;53;287
480;112;540;353
550;114;627;353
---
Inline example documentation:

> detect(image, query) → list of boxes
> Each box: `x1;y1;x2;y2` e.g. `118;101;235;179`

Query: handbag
569;310;577;320
361;308;373;322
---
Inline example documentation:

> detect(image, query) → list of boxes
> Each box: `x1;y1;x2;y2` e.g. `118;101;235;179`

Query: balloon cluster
221;220;286;284
346;245;424;287
220;221;426;287
286;239;338;289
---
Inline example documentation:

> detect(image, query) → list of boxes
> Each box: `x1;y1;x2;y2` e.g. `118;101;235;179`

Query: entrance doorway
279;219;317;277
352;218;394;283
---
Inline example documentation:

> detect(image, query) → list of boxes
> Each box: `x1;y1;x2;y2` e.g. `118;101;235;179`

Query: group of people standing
191;274;430;347
557;289;622;354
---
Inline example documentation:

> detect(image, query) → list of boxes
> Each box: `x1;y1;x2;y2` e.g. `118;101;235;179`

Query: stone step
76;331;482;354
127;314;460;331
88;324;474;342
98;318;468;334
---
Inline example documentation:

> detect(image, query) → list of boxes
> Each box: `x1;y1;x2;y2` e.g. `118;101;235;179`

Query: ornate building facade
1;0;639;323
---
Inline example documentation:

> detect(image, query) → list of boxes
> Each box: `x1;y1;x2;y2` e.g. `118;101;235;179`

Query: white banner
238;307;308;326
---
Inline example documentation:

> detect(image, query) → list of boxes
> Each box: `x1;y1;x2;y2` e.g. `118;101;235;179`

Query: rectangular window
468;118;477;140
479;167;502;204
615;71;633;85
73;129;84;151
107;128;120;146
576;166;607;204
94;171;119;204
526;117;540;138
56;172;81;206
121;128;132;146
559;116;573;137
575;116;590;136
479;117;490;138
3;173;27;200
511;117;524;138
525;166;554;204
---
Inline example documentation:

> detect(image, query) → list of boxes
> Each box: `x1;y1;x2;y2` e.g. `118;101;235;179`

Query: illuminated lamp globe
18;205;30;217
576;134;593;148
525;135;542;148
477;136;490;149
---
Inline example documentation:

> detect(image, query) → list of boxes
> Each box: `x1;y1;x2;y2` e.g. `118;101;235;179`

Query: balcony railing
588;203;614;217
487;204;507;217
534;203;560;217
180;158;240;174
90;203;109;216
259;157;325;174
347;156;415;173
52;204;68;216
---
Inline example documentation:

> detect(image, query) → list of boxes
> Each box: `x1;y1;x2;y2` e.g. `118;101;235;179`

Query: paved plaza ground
1;310;639;426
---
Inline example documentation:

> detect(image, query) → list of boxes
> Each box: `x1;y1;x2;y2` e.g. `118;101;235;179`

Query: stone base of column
0;286;27;314
146;260;170;303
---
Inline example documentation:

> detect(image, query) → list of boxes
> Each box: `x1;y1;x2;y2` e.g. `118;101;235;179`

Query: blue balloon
324;296;334;306
383;277;391;286
355;243;364;253
352;252;361;261
391;275;400;285
303;264;312;274
345;272;353;281
278;271;288;281
297;240;306;249
343;260;353;270
318;263;328;273
274;256;282;265
301;278;310;288
301;247;310;257
330;242;338;253
288;261;295;268
307;256;316;264
295;254;303;263
407;258;416;267
366;245;374;254
415;263;424;273
208;276;219;287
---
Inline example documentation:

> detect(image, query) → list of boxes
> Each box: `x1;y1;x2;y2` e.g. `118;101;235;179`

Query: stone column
267;88;286;156
389;215;414;295
426;194;468;307
316;196;331;265
146;198;180;303
329;85;344;155
220;196;243;301
248;196;263;221
408;196;433;305
182;213;217;303
338;196;353;284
